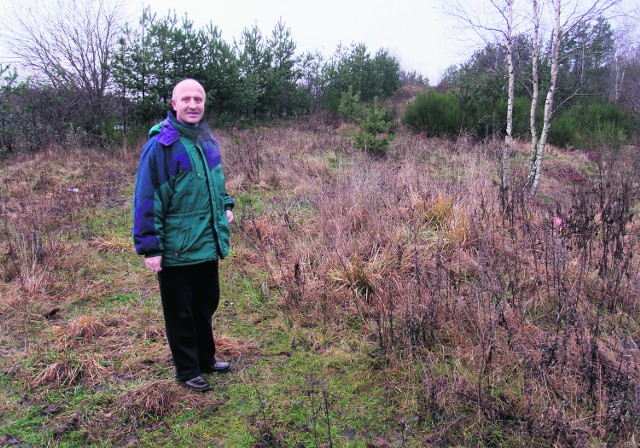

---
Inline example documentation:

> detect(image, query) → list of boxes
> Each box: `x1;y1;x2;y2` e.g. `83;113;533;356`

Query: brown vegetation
223;121;640;445
0;121;639;445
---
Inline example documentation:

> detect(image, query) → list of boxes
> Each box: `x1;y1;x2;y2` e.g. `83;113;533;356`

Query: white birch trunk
529;0;562;195
502;0;515;198
527;0;540;189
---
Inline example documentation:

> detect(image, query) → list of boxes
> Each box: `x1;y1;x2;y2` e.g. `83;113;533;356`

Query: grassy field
0;119;639;447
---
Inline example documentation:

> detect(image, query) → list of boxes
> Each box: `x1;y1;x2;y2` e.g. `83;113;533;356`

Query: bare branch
1;0;125;96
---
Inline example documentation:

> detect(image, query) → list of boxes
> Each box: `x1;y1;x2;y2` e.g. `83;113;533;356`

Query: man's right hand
145;256;163;272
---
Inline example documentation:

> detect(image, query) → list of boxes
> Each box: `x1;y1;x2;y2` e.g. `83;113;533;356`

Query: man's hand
226;209;234;224
145;256;163;272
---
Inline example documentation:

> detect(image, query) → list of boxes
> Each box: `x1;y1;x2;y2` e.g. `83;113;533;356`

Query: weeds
1;124;638;446
239;128;640;444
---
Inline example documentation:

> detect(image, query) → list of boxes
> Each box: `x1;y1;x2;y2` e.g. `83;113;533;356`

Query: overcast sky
128;0;472;83
124;0;640;83
2;0;638;84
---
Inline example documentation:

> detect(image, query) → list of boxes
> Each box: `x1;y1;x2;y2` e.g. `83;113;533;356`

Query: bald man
133;79;234;392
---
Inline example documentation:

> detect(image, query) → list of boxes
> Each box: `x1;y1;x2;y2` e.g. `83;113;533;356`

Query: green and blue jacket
133;112;234;266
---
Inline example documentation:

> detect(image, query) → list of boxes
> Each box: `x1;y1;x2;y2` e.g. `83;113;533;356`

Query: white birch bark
529;0;562;195
502;0;515;197
526;0;540;189
527;0;621;195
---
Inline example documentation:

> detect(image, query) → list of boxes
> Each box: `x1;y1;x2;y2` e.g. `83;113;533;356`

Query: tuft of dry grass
92;234;133;253
215;335;260;358
33;353;112;387
116;380;183;419
67;315;110;340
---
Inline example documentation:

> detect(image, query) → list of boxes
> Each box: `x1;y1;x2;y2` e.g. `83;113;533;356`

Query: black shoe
180;375;211;392
203;360;231;373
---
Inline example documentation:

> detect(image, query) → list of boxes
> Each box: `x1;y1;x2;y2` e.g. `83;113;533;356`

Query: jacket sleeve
222;187;234;211
132;140;165;257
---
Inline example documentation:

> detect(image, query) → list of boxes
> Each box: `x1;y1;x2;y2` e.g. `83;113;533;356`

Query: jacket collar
156;111;212;146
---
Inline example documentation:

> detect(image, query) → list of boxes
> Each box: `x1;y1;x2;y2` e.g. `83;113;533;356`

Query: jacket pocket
164;210;216;263
176;227;190;256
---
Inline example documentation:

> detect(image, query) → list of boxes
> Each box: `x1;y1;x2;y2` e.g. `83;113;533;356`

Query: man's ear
170;99;176;110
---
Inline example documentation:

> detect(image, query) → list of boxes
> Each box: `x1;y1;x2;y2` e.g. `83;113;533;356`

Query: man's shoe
203;360;231;373
181;375;211;392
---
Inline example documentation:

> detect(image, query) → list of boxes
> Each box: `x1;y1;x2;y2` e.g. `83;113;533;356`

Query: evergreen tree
322;43;401;110
200;24;242;119
373;49;402;98
298;50;325;114
236;24;272;117
557;16;615;101
266;19;304;117
0;65;20;151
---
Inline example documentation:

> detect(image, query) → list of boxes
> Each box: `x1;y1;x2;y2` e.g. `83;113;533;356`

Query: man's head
171;79;206;125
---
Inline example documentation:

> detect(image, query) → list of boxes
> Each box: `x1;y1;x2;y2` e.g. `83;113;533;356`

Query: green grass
0;203;427;447
2;126;639;446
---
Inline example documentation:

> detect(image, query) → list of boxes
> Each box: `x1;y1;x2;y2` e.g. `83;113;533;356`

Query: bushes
403;91;463;137
404;91;635;149
493;96;540;139
549;100;634;148
404;92;541;139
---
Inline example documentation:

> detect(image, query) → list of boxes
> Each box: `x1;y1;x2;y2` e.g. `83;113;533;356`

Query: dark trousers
157;260;220;381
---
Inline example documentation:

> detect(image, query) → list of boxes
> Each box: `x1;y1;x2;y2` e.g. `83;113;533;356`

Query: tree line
0;0;637;173
0;2;405;151
403;0;639;196
408;15;637;142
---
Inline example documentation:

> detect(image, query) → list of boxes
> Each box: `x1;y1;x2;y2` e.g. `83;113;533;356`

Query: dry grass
1;121;639;445
116;380;183;418
33;353;113;387
222;120;640;444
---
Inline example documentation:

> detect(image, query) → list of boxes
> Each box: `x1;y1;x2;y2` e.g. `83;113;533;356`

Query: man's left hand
226;209;234;224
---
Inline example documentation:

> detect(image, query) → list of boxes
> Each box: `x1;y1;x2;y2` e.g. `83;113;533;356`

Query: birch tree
449;0;519;202
528;0;541;190
504;0;516;202
526;0;622;195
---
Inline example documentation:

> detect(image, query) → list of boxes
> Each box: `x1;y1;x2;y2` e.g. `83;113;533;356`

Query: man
133;79;234;392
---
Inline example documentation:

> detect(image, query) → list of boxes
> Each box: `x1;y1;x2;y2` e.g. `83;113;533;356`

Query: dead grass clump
33;353;112;387
117;380;182;419
92;234;132;253
423;196;454;229
215;335;260;357
67;315;110;339
420;197;474;251
330;250;392;302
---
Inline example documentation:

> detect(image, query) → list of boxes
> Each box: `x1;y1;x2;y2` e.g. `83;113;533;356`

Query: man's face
171;80;206;125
